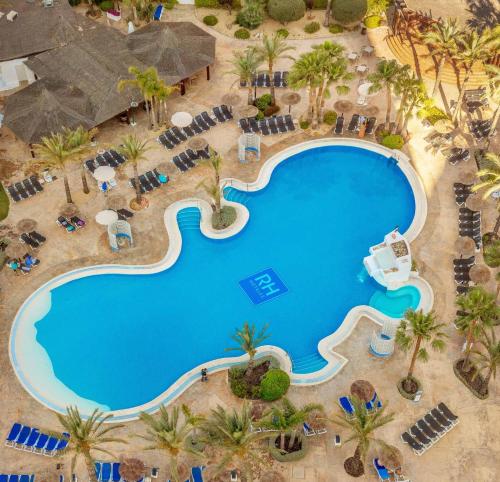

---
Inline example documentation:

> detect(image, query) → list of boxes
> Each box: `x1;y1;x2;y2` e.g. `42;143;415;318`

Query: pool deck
1;7;499;482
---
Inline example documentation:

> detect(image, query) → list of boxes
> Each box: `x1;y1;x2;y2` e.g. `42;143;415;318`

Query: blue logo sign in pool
239;268;288;305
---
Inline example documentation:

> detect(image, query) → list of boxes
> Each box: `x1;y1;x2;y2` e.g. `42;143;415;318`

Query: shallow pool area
11;142;422;416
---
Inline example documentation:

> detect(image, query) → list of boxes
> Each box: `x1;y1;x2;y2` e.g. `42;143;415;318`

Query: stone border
9;138;431;422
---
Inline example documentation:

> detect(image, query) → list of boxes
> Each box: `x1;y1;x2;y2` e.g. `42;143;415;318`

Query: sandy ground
0;5;499;482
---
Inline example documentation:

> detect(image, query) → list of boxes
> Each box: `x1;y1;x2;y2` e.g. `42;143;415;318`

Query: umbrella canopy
60;203;79;218
93;166;116;183
334;100;353;112
281;92;301;106
260;471;285;482
95;209;118;226
164;462;189;482
457;168;477;185
17;218;37;233
378;444;403;471
107;194;127;211
119;458;146;482
466;194;483;211
361;105;379;116
350;380;375;402
6;240;27;259
453;135;469;149
455;236;476;256
237;105;260;118
357;81;376;97
221;93;242;108
171;111;193;128
188;137;209;151
434;119;454;134
470;264;491;284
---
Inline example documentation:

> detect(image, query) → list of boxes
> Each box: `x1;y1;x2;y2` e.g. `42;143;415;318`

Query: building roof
0;0;95;61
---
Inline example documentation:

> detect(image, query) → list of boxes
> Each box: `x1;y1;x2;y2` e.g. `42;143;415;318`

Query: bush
237;0;263;29
260;369;290;401
329;23;344;33
364;15;381;28
256;110;265;120
195;0;218;6
483;240;500;268
267;0;305;24
212;206;237;229
333;0;367;25
323;110;338;125
255;93;272;111
203;14;218;26
0;183;9;221
276;28;289;38
68;0;81;5
304;21;320;34
299;120;310;129
417;105;449;125
234;28;251;39
164;0;178;9
382;134;404;149
99;0;113;11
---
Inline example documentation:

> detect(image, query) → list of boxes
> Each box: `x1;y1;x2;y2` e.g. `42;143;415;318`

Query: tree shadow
465;0;500;31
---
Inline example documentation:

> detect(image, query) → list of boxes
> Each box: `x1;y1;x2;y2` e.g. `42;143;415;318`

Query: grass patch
212;205;237;230
0;183;10;221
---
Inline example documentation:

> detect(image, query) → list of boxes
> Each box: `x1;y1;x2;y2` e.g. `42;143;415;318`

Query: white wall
0;58;36;91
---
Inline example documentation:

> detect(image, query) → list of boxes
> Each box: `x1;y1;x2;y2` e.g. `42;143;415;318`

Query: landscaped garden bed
453;359;489;399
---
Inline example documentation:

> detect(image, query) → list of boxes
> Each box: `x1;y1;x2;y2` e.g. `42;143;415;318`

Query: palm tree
229;48;262;105
421;18;462;98
198;178;222;214
154;80;177;127
455;286;499;371
472;152;500;199
138;405;204;482
471;327;500;396
201;403;269;481
452;29;498;124
56;406;126;482
334;397;394;477
483;64;500;148
118;135;151;205
323;0;333;26
201;148;223;186
400;79;428;137
393;67;418;133
256;34;295;105
225;322;270;377
258;398;323;452
395;309;447;392
367;59;403;130
65;126;98;195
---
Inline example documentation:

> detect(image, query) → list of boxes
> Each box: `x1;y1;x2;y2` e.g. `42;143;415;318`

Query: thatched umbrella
466;195;483;211
6;240;27;259
17;218;37;233
377;444;403;471
60;203;79;218
188;137;209;151
350;380;375;402
457;168;477;185
453;134;469;149
171;111;193;128
434;119;454;134
222;93;242;112
237;105;259;119
455;236;476;256
260;471;285;482
165;462;189;482
334;100;354;112
361;105;379;116
281;92;301;114
470;264;491;284
107;194;127;211
119;458;146;482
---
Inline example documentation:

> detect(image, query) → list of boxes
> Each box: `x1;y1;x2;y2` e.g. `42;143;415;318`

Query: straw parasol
188;137;209;151
95;209;118;226
470;264;491;284
60;203;79;218
6;240;27;259
434;119;454;134
457;168;477;185
107;194;127;211
350;380;375;402
93;166;116;183
455;236;476;256
119;458;146;482
466;194;483;212
281;92;301;114
237;105;259;118
361;105;379;116
334;100;353;112
17;218;37;233
165;462;189;482
377;445;403;472
221;93;242;111
171;111;193;128
260;471;285;482
453;134;469;149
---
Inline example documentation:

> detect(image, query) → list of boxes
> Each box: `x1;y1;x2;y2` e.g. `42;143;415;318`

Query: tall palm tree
154;80;178;127
256;34;295;105
421;18;462;98
455;286;499;371
201;403;269;481
367;59;403;130
323;0;333;27
452;29;498;124
118;135;151;205
229;48;262;105
56;406;126;482
257;398;323;452
471;327;500;395
393;67;418;133
138;405;204;482
400;79;428;136
334;397;394;477
201;148;223;186
225;322;270;377
472;152;500;200
396;309;447;392
198;178;222;214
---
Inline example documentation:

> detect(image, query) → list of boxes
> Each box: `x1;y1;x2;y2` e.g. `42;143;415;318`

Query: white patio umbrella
357;82;376;97
93;166;116;183
95;210;118;226
171;111;193;128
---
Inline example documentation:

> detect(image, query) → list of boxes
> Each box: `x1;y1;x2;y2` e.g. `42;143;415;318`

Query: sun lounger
189;121;204;135
182;126;195;138
194;115;210;131
171;127;187;142
55;434;70;452
276;116;288;133
284;114;295;131
249;118;260;133
373;458;390;481
111;463;121;482
19;477;31;482
179;152;195;168
20;233;39;249
173;156;188;172
409;426;432;446
95;155;107;167
43;436;59;455
221;104;233;120
29;175;44;192
33;433;49;453
267;117;279;134
21;180;36;196
22;429;40;451
259;120;270;135
303;422;315;436
239;118;252;133
15;182;29;199
101;463;112;482
103;151;118;168
153;3;163;20
365;116;376;135
7;185;21;202
57;217;75;232
416;419;440;441
110;150;126;165
13;426;31;448
423;414;445;435
401;431;425;455
212;106;226;123
70;216;86;228
430;408;453;430
5;423;22;446
339;396;355;417
139;174;153;192
201;111;217;127
158;134;175;149
347;114;360;133
191;467;204;482
456;284;470;295
146;171;161;188
273;71;281;88
198;147;210;159
438;403;459;424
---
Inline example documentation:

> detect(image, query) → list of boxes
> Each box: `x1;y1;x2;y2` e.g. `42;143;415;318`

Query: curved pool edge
9;138;431;422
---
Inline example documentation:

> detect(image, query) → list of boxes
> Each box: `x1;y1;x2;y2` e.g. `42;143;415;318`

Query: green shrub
0;183;9;221
237;0;263;29
364;14;381;28
212;206;237;229
164;0;178;9
255;93;272;111
99;0;113;11
195;0;218;6
329;23;344;33
483;240;500;268
203;14;219;25
267;0;305;24
68;0;81;6
333;0;367;25
381;134;404;149
323;110;338;125
367;0;388;16
260;369;290;401
276;28;289;38
304;21;320;34
256;110;265;120
234;27;251;39
417;105;449;125
299;120;310;129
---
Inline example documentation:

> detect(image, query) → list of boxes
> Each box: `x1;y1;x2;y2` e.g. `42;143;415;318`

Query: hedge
332;0;367;25
260;369;290;401
381;134;404;149
268;0;305;24
0;183;9;221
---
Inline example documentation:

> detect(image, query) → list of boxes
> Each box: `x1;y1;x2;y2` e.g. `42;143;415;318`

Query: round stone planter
268;434;308;462
397;376;422;400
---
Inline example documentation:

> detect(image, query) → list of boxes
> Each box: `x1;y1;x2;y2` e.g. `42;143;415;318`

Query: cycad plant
229;48;262;105
56;406;126;482
118;135;150;205
471;327;500;396
395;309;447;393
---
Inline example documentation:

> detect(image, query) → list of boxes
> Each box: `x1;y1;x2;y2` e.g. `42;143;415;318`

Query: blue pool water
27;145;417;411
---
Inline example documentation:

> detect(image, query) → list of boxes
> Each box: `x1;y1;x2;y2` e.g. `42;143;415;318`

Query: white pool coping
9;138;432;422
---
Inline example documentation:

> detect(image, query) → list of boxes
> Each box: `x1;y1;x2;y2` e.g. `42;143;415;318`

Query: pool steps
292;353;327;374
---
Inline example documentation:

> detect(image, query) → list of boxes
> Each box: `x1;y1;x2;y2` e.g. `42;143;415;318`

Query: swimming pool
11;140;425;418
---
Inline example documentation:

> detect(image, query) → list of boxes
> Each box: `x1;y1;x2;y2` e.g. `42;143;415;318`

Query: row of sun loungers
129;169;167;193
453;182;471;206
454;258;473;285
0;476;34;482
6;176;44;202
172;145;211;172
57;216;85;233
95;462;127;482
5;422;69;456
238;115;295;135
302;422;327;436
448;148;470;165
239;71;289;88
458;207;481;248
334;114;376;135
401;402;458;456
19;231;46;249
84;150;126;173
339;392;382;418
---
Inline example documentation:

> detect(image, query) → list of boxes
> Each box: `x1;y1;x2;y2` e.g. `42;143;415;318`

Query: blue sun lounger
95;464;101;482
339;396;355;417
5;423;22;446
153;4;163;20
14;426;31;448
101;463;112;482
112;463;121;482
191;467;205;482
373;459;390;481
24;428;40;451
33;433;49;453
